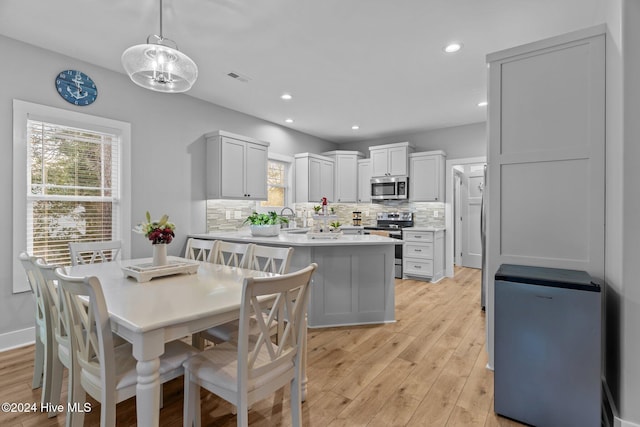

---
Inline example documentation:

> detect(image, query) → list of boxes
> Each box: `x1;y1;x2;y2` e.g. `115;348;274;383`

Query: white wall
603;0;625;422
620;1;640;424
339;122;486;160
586;1;640;425
0;35;336;341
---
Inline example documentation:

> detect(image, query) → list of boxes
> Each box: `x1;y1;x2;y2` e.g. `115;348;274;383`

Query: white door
461;167;484;269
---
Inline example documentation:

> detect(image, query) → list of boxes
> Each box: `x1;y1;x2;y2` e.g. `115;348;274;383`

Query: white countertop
404;226;446;232
190;230;399;247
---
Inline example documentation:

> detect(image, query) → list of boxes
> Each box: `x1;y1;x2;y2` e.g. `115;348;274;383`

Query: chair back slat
211;241;253;268
68;241;122;266
18;252;51;334
54;269;116;393
238;263;316;384
248;245;293;274
36;259;71;353
184;238;217;262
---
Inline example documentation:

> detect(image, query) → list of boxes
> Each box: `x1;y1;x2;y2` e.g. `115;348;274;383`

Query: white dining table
66;256;307;427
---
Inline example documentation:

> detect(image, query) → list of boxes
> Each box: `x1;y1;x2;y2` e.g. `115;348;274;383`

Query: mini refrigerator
494;264;601;427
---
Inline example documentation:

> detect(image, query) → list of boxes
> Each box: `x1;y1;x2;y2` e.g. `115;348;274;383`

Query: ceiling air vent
227;71;251;83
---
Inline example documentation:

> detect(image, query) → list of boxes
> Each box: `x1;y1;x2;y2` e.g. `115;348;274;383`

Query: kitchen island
189;230;398;328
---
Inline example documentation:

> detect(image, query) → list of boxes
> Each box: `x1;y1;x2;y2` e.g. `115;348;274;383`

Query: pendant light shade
121;0;198;93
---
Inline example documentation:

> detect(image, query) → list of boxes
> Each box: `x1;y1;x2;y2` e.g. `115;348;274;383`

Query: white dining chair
247;245;294;275
35;258;79;424
54;268;198;427
68;240;122;266
209;241;254;268
18;252;53;407
192;241;255;349
202;245;295;344
183;263;317;427
184;238;217;262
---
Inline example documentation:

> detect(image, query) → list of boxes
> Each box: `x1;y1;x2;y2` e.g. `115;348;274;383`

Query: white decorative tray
307;231;343;239
121;259;200;282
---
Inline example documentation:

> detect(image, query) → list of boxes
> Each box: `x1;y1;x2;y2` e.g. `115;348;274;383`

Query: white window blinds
26;119;121;265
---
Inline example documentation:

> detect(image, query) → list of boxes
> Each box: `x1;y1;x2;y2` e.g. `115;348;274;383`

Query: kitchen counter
403;226;446;232
190;230;398;246
189;230;396;328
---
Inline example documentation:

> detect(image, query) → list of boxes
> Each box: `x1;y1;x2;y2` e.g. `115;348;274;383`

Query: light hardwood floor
0;267;525;426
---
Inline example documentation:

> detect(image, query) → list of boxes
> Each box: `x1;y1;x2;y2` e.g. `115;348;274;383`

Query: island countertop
189;230;399;247
189;229;397;328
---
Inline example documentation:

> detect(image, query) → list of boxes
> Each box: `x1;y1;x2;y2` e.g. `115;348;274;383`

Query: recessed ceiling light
285;118;294;123
444;43;462;53
478;101;488;107
281;93;292;100
351;125;360;130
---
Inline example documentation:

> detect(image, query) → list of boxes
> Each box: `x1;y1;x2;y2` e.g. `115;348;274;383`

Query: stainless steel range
364;212;414;278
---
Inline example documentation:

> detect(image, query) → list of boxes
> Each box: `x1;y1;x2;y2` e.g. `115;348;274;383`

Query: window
258;154;293;210
261;160;287;208
13;100;131;293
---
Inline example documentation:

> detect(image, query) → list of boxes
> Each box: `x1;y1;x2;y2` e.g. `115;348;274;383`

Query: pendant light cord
159;0;164;40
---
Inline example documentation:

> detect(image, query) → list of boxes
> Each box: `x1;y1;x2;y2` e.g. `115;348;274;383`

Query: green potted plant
330;221;342;232
244;211;289;237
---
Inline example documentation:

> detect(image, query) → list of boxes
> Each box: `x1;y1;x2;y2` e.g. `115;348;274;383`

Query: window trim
12;100;131;293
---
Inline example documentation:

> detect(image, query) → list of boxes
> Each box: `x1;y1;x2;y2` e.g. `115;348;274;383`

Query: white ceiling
0;0;603;143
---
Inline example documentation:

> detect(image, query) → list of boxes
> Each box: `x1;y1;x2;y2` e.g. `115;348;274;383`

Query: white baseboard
603;377;640;427
615;417;640;427
0;327;35;352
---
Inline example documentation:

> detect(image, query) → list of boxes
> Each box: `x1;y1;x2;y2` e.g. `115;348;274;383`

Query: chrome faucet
280;207;295;217
280;207;296;228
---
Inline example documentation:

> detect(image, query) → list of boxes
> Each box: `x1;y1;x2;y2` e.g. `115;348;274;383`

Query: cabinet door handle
414;249;422;252
414;265;422;269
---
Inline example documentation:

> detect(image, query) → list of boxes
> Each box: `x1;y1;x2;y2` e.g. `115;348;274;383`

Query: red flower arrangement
133;211;176;245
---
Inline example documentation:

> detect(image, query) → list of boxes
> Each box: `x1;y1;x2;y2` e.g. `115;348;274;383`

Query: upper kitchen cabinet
369;142;414;177
409;151;446;202
321;151;365;203
357;159;372;203
294;153;335;203
205;131;269;200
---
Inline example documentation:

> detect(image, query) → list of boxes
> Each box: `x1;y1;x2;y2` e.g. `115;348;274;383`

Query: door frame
453;168;463;267
445;156;486;277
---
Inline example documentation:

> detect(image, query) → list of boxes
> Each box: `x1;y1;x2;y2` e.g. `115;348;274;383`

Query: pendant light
121;0;198;93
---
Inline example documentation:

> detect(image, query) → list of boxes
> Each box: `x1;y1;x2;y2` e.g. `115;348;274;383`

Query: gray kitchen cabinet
294;153;335;203
409;150;446;202
357;159;372;203
205;131;269;200
369;142;414;177
485;25;605;369
403;228;445;282
322;151;364;203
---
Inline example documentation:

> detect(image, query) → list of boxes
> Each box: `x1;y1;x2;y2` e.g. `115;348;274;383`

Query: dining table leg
133;331;164;427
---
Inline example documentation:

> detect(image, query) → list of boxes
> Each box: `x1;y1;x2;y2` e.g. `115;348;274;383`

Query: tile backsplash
206;200;445;231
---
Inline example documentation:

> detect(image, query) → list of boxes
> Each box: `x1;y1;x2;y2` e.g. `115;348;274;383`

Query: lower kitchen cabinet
403;228;445;282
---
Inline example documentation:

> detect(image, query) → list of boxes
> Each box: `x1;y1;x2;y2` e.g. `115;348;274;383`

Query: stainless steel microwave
371;176;408;200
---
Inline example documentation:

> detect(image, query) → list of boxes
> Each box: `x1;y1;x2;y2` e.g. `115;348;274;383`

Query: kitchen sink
281;228;310;234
